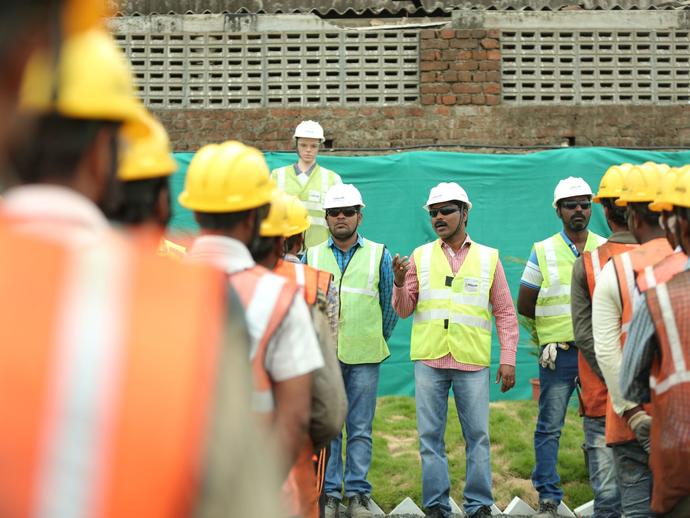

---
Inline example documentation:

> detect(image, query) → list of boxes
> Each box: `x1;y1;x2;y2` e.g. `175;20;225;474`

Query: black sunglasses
326;207;359;218
560;200;592;210
428;206;459;218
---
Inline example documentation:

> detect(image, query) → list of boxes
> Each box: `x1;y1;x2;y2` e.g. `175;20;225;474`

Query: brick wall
157;104;690;152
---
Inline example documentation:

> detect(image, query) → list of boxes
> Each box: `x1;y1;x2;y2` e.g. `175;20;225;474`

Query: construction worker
393;182;518;518
592;163;675;518
257;190;347;518
306;183;397;518
180;142;325;492
620;167;690;517
571;165;635;518
271;120;342;248
517;176;606;518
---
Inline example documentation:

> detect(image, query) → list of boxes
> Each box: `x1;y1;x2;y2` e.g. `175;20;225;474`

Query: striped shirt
392;235;518;370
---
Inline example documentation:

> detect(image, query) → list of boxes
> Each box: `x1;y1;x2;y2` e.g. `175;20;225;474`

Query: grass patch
367;397;591;513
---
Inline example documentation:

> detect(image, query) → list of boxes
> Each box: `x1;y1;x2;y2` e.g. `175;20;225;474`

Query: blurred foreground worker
517;176;605;518
393;182;518;518
181;142;324;495
256;191;347;518
571;165;634;518
307;183;397;518
621;168;690;517
271;120;342;248
592;163;674;518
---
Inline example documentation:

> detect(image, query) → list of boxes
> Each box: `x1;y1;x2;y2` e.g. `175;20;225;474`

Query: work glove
627;410;652;453
539;342;570;370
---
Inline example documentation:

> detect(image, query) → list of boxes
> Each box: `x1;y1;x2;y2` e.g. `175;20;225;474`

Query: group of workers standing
0;4;689;518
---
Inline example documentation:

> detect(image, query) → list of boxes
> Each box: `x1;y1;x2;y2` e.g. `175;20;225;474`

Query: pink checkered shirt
392;235;518;370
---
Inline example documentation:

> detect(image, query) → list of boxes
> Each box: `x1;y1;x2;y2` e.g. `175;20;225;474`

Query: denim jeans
583;416;622;518
532;345;579;503
611;441;652;518
414;362;492;517
324;362;380;498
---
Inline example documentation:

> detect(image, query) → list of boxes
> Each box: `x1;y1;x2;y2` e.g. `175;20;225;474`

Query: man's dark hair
196;209;252;231
251;236;278;263
601;198;627;227
454;201;468;225
1;2;54;59
10;113;118;184
629;202;660;227
285;233;302;253
108;177;169;226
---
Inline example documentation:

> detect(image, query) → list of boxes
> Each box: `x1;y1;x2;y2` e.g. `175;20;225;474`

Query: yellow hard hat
648;166;687;212
593;163;633;202
668;167;690;210
179;141;276;213
118;110;178;181
260;192;310;238
615;162;664;206
20;28;149;137
62;0;110;35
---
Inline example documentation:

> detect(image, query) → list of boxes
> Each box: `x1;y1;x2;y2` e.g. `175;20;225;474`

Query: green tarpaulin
168;147;690;400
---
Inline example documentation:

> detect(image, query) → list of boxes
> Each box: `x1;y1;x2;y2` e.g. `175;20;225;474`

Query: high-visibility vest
274;259;333;307
0;226;231;518
307;239;389;364
605;238;674;445
229;265;298;417
271;165;341;248
645;270;690;514
410;240;498;366
636;250;688;293
158;238;188;260
534;232;605;344
580;241;638;417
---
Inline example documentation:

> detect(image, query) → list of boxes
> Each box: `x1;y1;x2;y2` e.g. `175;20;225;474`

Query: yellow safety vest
410;240;498;366
271;164;341;248
534;231;606;344
307;239;389;365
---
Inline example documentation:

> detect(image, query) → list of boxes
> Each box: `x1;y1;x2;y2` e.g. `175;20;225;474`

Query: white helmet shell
424;182;472;210
323;183;365;209
553;176;593;207
294;120;325;142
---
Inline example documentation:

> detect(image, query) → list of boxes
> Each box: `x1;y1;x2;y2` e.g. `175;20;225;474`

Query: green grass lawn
368;397;591;513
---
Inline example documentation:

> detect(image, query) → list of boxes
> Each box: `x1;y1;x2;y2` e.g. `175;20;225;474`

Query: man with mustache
518;177;605;518
393;182;518;518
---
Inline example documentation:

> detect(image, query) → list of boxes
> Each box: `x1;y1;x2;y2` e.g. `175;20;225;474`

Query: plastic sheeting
169;147;690;400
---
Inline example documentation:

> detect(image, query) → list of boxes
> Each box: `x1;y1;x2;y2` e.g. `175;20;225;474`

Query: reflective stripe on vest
410;240;498;366
230;267;297;415
271;165;340;248
637;250;688;293
583;241;639;298
274;259;332;307
307;239;388;364
645;271;690;514
534;232;605;344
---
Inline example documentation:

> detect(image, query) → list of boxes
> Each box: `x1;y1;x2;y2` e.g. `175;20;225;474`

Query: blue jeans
611;441;652;518
583;416;622;518
532;345;579;503
414;362;492;516
325;362;380;498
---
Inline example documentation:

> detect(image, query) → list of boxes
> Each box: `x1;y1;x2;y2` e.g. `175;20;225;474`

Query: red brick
472;50;487;60
486;70;501;82
441;49;460;61
485;94;501;105
421;83;450;94
453;61;479;71
471;30;487;39
434;106;452;116
440;28;456;39
420;71;441;83
441;94;457;105
487;49;501;61
483;82;501;95
420;49;440;61
450;39;479;49
442;70;458;82
421;38;449;50
459;94;473;105
472;71;486;82
457;71;472;82
479;60;500;71
420;61;449;71
480;38;500;50
459;50;474;60
487;29;500;39
420;94;436;105
420;29;436;39
457;29;473;39
471;93;486;104
452;83;482;94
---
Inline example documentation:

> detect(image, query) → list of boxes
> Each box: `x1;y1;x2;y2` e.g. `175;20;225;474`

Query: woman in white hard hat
270;120;342;249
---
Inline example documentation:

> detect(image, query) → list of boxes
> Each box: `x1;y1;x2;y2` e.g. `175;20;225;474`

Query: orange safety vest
636;250;688;293
273;259;333;518
580;241;638;417
0;226;228;518
645;270;690;514
606;238;673;445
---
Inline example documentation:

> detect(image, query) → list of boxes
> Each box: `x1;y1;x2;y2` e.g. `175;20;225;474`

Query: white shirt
0;185;111;248
187;235;324;382
592;260;640;415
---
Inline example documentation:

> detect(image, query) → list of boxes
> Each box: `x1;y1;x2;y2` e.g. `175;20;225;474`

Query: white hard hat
424;182;473;210
553;176;593;207
294;120;325;142
323;183;365;209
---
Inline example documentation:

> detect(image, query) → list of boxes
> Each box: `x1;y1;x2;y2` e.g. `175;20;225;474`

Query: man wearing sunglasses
306;183;397;518
517;177;606;518
392;182;519;518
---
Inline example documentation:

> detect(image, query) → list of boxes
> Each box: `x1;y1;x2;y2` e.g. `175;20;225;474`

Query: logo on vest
464;278;480;293
309;190;322;202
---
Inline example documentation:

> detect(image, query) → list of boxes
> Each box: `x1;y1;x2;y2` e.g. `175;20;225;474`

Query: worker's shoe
325;495;341;518
425;506;448;518
468;505;493;518
534;500;559;518
347;494;373;518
